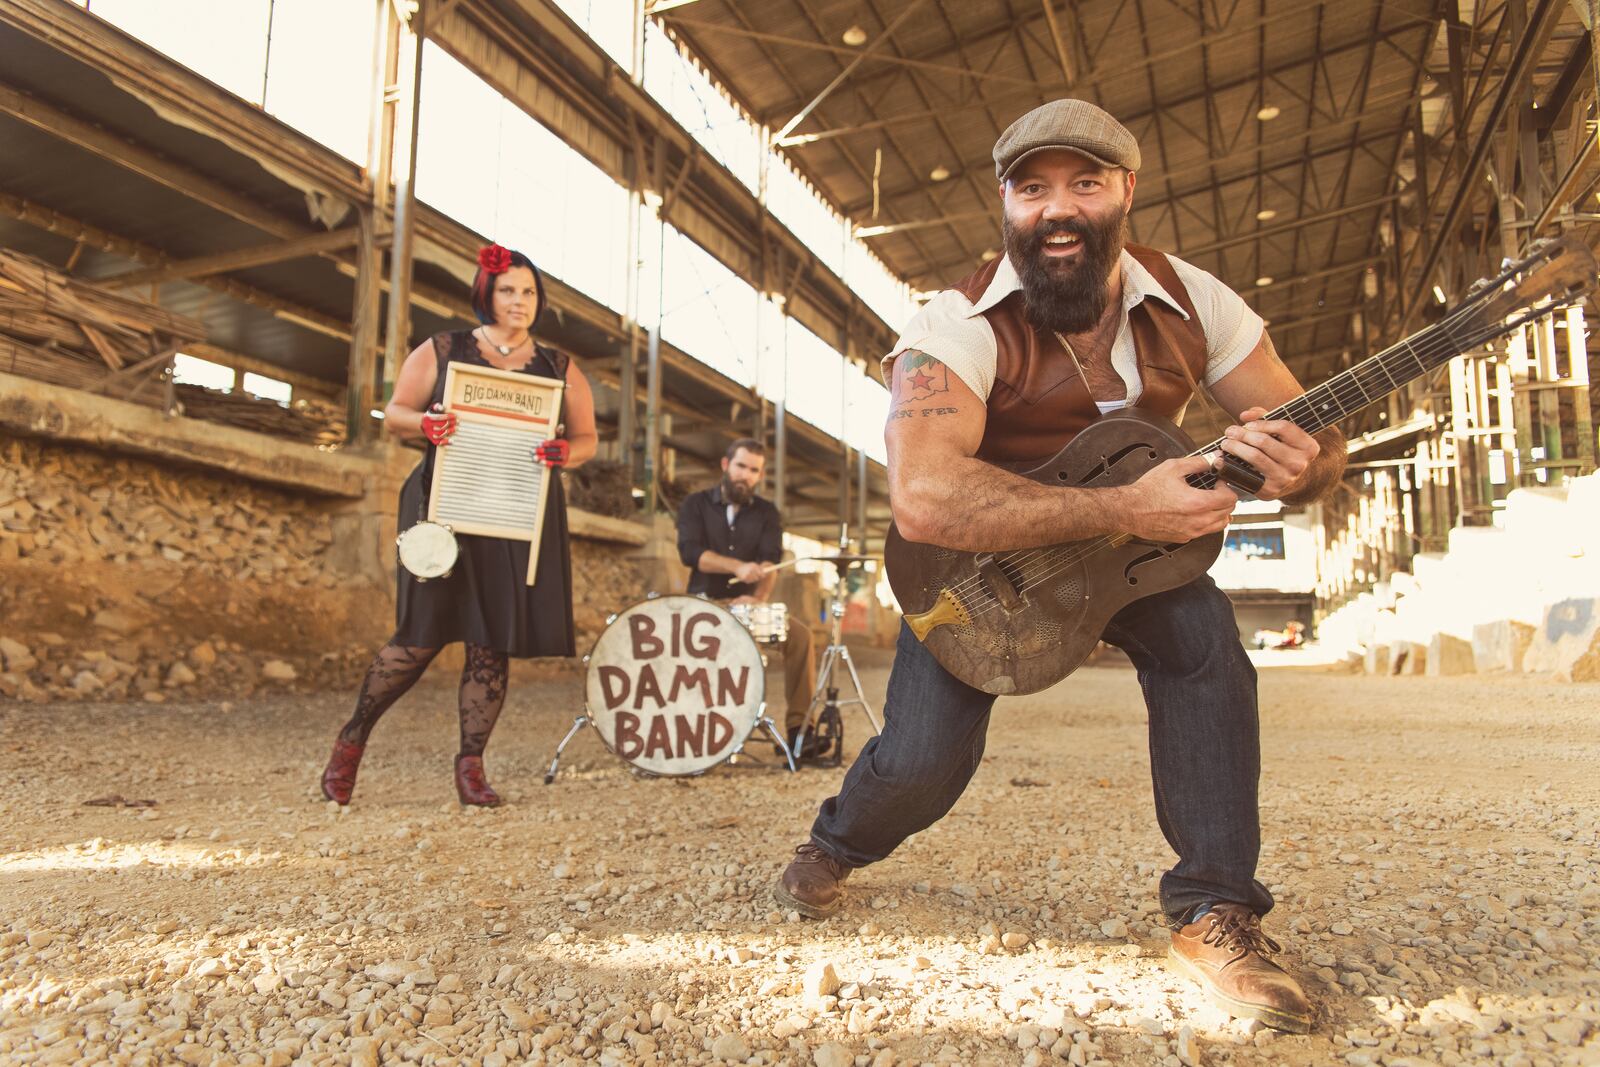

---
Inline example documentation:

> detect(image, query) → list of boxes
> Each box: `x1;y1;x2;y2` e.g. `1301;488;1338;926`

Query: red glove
420;403;457;446
535;439;569;468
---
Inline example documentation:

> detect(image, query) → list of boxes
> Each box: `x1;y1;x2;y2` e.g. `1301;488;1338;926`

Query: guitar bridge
975;553;1025;611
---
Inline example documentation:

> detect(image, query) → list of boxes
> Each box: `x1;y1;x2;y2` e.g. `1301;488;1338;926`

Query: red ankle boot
454;755;501;806
321;737;365;804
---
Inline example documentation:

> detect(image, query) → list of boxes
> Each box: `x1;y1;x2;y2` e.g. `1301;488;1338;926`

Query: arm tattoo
891;349;954;414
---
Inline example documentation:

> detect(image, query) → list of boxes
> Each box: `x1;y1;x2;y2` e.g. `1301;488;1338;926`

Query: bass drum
584;595;765;777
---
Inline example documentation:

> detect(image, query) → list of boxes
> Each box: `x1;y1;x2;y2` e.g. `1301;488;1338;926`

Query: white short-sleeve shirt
884;250;1263;410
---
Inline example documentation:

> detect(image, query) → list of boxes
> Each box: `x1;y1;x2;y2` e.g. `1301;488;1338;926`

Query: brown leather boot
454;755;502;807
320;738;365;805
773;842;851;918
1167;904;1313;1033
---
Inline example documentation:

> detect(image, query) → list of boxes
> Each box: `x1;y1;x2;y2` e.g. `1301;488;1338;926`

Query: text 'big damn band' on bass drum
884;235;1599;696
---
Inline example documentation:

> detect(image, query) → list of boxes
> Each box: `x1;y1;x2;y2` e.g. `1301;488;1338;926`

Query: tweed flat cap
993;99;1141;179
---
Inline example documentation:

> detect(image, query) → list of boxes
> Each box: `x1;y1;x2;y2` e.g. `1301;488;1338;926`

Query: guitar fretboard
1262;319;1464;438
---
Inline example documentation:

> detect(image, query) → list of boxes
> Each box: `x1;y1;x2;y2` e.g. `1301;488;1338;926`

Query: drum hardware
793;536;883;765
544;594;796;783
728;602;788;644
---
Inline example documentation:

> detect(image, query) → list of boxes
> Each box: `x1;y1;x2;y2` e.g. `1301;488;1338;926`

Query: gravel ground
2;647;1598;1067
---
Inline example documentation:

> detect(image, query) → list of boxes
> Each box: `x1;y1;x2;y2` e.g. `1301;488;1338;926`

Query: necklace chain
479;326;530;358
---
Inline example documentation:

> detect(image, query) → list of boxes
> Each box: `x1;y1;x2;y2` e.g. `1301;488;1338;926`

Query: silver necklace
479;327;528;358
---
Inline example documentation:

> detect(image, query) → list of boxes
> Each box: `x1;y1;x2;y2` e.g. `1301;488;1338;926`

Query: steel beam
1039;0;1075;86
774;0;927;143
754;0;1433;130
1175;193;1401;258
1403;0;1563;333
1243;255;1384;296
668;14;1042;93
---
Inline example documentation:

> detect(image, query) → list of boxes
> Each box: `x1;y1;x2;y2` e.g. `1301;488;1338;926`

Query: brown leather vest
947;244;1209;467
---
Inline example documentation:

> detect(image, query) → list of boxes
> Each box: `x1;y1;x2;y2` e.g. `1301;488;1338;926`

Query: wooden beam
0;191;351;341
102;229;362;289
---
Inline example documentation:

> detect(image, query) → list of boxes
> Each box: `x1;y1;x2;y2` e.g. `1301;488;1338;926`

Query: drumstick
763;554;881;572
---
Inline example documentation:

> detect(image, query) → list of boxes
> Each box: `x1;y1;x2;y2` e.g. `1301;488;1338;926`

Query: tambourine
397;520;459;581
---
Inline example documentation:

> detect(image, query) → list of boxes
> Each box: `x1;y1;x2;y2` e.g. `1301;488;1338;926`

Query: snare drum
729;601;788;644
584;596;765;776
396;520;458;581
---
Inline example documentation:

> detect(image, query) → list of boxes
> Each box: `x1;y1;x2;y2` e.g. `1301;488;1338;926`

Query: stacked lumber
0;250;346;446
172;385;346;447
0;250;206;399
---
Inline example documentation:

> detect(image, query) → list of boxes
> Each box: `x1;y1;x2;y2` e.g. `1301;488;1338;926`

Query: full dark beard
1003;207;1127;335
720;476;754;507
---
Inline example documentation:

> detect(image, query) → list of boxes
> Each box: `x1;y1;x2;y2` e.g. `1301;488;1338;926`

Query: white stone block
1390;640;1426;675
1472;620;1535;673
1411;552;1450;591
1425;632;1475;676
1523;597;1600;682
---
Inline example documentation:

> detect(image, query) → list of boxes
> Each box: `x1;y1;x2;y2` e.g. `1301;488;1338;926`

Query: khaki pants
781;622;817;733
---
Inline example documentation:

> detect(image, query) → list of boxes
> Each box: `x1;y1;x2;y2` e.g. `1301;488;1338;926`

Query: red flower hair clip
477;244;513;274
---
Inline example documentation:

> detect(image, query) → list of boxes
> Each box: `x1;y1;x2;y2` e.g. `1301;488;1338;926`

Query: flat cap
993;99;1141;180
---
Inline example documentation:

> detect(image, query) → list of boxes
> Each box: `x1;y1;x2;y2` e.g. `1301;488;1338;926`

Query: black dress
392;330;576;658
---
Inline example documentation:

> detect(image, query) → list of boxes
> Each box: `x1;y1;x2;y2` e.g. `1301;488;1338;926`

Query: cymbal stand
793;558;881;762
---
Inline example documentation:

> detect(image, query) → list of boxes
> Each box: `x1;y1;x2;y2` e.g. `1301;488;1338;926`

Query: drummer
676;439;828;761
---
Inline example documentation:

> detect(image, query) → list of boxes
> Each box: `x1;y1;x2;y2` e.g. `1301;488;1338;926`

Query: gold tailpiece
904;588;971;641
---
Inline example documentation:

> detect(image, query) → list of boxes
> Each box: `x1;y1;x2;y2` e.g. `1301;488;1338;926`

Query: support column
616;0;647;482
838;443;852;548
856;445;868;555
346;205;382;442
645;325;662;512
381;10;424;407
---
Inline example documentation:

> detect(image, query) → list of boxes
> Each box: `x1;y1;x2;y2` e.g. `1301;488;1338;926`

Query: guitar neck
1260;317;1466;438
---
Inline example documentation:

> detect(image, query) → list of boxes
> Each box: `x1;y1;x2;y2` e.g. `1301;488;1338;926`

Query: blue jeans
810;574;1273;924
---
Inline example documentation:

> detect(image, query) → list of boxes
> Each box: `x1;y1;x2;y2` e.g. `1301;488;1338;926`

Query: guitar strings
940;297;1490;615
942;290;1565;625
958;305;1558;622
921;249;1554;617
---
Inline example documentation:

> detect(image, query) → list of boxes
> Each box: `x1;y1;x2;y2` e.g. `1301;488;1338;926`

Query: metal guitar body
884;409;1223;695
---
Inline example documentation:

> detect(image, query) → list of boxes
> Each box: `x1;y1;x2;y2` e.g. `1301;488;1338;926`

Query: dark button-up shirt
676;485;783;600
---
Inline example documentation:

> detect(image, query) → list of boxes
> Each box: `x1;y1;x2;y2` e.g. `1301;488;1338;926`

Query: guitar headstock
1459;234;1599;335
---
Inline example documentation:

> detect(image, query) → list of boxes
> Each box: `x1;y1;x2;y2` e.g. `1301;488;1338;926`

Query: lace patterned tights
338;641;510;757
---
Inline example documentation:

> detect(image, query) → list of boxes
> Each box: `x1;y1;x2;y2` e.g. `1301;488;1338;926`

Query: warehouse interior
1;0;1598;1064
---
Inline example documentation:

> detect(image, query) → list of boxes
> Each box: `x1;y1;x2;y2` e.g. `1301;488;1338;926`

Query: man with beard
773;100;1346;1034
676;438;826;759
